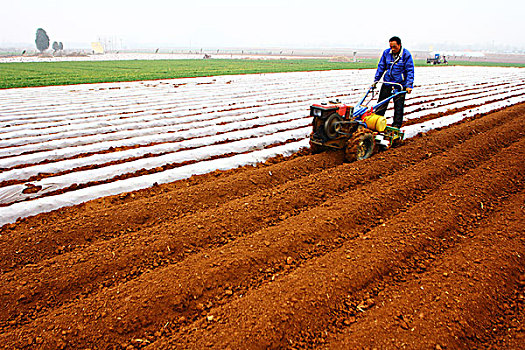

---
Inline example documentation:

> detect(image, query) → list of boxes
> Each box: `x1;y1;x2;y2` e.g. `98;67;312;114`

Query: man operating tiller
373;36;415;128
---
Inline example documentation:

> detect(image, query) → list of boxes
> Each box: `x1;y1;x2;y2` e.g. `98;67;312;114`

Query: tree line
35;28;64;54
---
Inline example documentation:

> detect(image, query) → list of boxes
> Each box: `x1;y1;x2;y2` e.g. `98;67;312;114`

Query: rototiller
309;82;406;161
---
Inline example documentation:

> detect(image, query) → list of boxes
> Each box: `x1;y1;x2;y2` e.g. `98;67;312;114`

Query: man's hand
372;81;378;88
406;88;412;94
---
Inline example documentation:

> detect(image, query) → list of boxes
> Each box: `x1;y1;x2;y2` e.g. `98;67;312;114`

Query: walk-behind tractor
309;82;406;162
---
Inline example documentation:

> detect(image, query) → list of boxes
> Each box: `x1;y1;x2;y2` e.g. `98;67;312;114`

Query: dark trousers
374;84;406;128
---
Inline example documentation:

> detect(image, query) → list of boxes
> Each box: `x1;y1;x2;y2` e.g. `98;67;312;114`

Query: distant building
91;42;104;54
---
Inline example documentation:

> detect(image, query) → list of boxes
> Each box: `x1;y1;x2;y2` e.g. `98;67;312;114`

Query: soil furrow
1;104;523;329
156;138;524;349
323;191;525;349
1;110;523;348
2;102;524;275
0;149;341;270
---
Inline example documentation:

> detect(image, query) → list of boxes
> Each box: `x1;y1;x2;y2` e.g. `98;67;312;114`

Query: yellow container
364;113;387;132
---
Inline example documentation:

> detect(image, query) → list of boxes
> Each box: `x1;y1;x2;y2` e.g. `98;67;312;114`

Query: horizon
2;0;524;54
2;43;523;56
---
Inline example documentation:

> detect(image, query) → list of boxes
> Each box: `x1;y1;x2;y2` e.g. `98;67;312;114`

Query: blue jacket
374;47;414;89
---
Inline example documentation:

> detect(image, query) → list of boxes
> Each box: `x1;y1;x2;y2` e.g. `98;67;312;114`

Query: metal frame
352;82;407;119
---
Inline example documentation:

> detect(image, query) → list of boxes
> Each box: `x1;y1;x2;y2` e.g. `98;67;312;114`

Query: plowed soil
0;103;524;349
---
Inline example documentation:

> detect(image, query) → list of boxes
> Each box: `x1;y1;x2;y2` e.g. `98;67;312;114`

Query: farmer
372;36;415;128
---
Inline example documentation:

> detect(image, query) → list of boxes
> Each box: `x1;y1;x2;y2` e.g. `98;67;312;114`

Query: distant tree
52;41;59;53
35;28;50;53
58;42;63;50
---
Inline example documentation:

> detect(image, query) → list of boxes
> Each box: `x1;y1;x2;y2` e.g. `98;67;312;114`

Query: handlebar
372;81;405;90
353;81;407;118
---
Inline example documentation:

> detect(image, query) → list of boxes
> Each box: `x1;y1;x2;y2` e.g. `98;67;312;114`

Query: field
0;59;381;89
1;66;524;225
1;58;524;89
0;65;524;348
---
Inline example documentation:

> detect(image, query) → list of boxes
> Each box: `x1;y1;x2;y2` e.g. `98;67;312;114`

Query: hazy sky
2;0;524;50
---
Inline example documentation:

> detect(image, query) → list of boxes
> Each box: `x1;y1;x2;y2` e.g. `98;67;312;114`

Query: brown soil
0;103;524;349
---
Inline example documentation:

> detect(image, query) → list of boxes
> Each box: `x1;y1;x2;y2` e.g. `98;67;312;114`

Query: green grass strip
0;58;523;89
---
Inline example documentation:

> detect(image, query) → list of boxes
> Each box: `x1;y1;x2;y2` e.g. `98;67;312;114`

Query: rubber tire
345;129;376;162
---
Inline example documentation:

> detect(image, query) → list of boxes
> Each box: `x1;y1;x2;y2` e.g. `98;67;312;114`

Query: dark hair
389;36;402;45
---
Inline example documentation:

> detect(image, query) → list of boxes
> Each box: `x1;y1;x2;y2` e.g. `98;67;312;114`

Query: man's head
389;36;402;54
